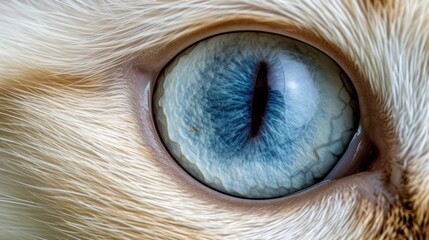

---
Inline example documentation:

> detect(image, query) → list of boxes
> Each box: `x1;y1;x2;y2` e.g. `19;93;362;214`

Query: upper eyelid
134;15;360;90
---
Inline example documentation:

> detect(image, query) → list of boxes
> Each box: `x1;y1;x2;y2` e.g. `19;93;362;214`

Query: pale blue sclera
154;32;358;198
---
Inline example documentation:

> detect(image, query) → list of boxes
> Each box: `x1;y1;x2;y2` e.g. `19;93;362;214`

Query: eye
153;32;359;199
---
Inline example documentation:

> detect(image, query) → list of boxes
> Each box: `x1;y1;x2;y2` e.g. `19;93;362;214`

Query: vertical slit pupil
251;61;269;137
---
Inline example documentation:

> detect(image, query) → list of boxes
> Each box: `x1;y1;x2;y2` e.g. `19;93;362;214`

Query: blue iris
154;32;358;198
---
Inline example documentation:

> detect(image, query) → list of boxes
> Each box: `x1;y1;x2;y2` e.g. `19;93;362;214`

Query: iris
154;32;358;198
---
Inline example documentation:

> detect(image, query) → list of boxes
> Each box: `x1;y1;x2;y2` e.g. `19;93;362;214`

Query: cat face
0;0;427;239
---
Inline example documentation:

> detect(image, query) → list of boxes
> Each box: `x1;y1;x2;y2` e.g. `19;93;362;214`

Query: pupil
250;61;269;137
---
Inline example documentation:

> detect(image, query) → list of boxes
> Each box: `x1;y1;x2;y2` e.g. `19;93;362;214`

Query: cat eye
152;32;359;199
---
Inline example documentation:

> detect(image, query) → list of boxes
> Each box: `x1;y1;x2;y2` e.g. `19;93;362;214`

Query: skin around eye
153;32;358;199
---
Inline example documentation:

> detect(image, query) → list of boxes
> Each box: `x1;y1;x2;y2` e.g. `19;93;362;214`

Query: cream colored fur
0;0;428;239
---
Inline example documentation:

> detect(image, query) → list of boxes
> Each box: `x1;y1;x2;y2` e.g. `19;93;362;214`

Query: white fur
0;0;428;239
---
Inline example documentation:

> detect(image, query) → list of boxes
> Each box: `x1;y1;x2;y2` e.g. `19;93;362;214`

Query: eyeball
153;32;358;199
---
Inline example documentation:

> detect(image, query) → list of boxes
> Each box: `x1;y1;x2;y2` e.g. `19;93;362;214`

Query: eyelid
125;16;381;206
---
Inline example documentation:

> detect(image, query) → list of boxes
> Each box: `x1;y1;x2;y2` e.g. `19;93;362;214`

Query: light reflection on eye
153;32;359;199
